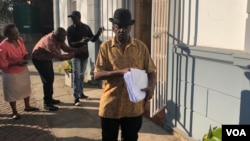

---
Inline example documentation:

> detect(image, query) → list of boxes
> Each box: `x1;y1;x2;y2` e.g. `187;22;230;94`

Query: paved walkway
0;61;183;141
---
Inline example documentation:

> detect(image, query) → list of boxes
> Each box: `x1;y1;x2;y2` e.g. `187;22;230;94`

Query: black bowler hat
68;11;81;19
109;8;135;26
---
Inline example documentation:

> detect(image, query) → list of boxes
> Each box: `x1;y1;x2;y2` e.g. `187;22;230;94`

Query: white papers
124;68;148;103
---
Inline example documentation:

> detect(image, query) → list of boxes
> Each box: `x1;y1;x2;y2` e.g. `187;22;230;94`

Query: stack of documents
124;68;148;103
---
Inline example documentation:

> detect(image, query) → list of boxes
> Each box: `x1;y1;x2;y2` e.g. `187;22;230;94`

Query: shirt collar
73;22;83;27
111;37;136;48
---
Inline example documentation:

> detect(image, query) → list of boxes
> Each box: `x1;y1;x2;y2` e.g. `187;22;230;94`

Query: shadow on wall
165;100;180;128
170;45;196;136
239;72;250;124
240;90;250;124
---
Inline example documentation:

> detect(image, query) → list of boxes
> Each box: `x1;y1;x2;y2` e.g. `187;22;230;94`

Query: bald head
53;27;66;42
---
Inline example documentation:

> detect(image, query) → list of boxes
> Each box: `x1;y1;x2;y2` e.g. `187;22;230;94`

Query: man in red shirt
32;27;87;111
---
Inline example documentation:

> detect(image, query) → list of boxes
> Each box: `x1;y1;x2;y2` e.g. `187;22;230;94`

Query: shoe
44;104;59;111
78;94;88;99
12;114;21;120
51;99;61;104
74;99;81;106
24;107;39;112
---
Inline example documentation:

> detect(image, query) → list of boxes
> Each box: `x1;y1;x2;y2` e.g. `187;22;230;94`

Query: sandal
24;107;39;112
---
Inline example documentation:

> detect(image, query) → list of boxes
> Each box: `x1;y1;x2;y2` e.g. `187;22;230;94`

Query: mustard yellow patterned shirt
94;37;156;118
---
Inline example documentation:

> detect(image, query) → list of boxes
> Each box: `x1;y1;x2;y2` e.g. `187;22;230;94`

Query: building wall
167;0;250;140
175;0;248;51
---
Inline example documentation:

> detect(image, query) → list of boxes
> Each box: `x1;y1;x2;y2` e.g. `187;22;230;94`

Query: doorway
134;0;152;52
134;0;169;126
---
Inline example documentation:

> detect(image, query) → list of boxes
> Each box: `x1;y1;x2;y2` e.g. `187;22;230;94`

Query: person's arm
46;42;75;61
140;70;157;101
94;41;129;80
88;26;104;42
142;70;157;101
52;51;74;61
71;37;90;46
60;42;73;52
61;42;88;55
94;68;129;80
0;53;28;69
8;60;28;67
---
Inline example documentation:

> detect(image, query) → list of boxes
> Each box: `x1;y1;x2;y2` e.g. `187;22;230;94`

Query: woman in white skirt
0;23;39;120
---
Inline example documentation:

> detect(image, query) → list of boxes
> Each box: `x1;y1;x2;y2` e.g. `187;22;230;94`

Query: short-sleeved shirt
94;37;156;119
0;37;28;74
32;33;74;61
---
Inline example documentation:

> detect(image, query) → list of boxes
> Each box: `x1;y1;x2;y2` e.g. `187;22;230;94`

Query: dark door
134;0;152;52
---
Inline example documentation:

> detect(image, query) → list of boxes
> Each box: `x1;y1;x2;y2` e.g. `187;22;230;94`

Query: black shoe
78;94;88;99
24;107;39;112
51;99;61;104
74;99;81;106
44;104;59;111
12;114;21;120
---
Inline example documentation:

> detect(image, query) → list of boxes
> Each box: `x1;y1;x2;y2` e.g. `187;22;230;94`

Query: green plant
58;60;72;73
64;60;72;71
202;126;222;141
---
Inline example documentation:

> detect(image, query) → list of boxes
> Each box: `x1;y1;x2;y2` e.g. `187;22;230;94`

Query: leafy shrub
203;126;222;141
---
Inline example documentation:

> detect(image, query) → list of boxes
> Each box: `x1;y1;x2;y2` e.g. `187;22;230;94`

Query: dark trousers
100;115;142;141
32;59;54;105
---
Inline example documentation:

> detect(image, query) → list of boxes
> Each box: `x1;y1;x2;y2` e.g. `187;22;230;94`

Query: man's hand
98;27;105;34
74;46;88;54
141;86;154;101
79;37;90;43
121;68;130;75
17;60;28;66
23;53;31;60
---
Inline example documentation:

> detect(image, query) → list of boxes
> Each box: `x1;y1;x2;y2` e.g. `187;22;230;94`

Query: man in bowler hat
94;8;157;141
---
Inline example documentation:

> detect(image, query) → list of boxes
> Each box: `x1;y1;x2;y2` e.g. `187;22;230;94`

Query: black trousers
32;59;54;105
100;115;142;141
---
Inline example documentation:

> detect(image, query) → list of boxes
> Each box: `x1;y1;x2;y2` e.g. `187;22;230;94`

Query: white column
53;0;60;29
245;0;250;53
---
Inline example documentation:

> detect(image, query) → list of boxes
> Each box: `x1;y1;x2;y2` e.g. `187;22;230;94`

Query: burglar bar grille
150;0;168;117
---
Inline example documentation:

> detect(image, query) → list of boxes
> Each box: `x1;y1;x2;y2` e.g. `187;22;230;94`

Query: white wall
57;0;88;29
245;0;250;53
181;0;248;51
58;0;69;29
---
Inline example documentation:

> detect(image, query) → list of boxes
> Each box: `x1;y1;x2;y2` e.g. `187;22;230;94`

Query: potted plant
63;60;72;73
203;126;222;141
59;60;73;87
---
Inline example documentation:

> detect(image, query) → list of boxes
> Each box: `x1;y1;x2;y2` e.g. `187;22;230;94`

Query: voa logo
226;129;246;136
